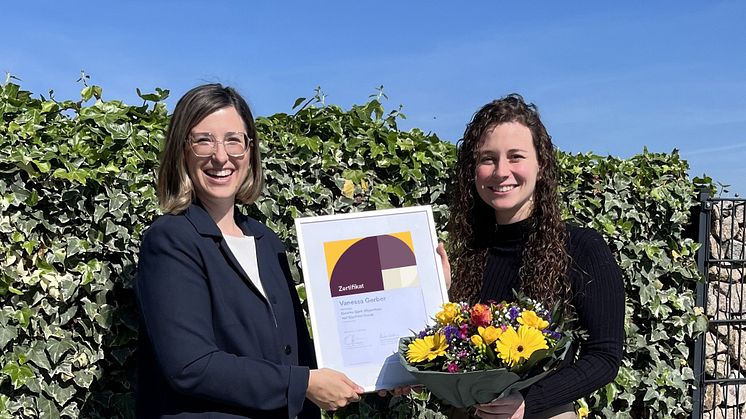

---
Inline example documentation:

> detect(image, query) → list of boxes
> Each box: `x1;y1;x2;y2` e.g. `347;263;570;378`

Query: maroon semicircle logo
329;235;417;297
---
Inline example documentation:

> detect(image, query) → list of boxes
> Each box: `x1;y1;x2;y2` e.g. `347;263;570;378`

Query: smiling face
185;106;250;211
474;121;540;224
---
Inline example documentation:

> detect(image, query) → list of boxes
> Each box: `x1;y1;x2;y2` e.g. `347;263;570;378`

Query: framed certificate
295;206;449;391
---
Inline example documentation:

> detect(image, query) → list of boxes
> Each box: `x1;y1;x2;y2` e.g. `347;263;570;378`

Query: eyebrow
191;131;246;134
478;148;529;155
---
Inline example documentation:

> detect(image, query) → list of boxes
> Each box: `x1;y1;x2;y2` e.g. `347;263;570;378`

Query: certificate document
295;206;448;391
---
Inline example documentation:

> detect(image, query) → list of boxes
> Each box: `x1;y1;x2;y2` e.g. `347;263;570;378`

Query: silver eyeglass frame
188;132;253;158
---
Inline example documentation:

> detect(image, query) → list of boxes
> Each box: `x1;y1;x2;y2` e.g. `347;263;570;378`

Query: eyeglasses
188;132;252;157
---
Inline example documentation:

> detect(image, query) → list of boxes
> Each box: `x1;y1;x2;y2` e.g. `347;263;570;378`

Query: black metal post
692;187;710;419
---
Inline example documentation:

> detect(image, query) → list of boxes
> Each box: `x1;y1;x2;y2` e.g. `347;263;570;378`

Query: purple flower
417;330;429;339
444;325;458;341
457;350;469;359
509;306;520;321
447;362;460;373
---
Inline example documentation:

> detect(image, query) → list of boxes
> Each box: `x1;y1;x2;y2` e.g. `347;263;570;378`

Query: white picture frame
295;205;449;391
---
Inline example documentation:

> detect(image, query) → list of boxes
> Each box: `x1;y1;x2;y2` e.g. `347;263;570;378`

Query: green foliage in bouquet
0;79;708;418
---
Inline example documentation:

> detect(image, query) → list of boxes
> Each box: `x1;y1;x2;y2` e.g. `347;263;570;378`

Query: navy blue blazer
135;202;320;418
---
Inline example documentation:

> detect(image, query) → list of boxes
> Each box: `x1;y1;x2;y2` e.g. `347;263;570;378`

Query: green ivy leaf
14;306;32;328
1;361;35;389
292;97;307;109
44;381;77;405
26;341;52;370
35;395;61;419
0;325;18;350
0;393;9;413
46;339;75;365
73;368;95;388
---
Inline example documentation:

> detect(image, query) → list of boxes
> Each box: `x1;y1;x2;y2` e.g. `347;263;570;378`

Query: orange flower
470;303;492;327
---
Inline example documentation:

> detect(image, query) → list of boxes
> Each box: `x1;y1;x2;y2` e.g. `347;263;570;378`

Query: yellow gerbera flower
517;310;549;330
478;325;502;346
407;334;448;363
577;406;590;418
495;326;548;366
435;302;461;325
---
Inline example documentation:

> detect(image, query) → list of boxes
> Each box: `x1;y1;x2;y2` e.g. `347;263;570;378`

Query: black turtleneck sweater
478;220;624;414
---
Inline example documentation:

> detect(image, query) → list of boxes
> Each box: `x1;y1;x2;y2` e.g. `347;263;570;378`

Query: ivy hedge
0;81;707;418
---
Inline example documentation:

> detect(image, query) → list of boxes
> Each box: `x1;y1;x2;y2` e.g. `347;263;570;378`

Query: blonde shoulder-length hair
157;83;264;214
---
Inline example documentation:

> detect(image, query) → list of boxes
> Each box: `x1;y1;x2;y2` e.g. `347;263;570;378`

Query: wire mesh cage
695;195;746;419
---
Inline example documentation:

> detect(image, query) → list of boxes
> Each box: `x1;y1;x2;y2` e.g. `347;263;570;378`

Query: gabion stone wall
703;200;746;419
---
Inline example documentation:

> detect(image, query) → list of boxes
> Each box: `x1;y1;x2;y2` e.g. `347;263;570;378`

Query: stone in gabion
724;239;746;261
713;216;740;241
707;282;746;319
721;382;746;407
706;332;729;355
705;405;743;419
705;352;732;379
708;264;745;283
704;384;723;411
728;330;746;371
718;201;735;218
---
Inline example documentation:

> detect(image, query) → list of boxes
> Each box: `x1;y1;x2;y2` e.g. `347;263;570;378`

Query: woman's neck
494;202;533;225
201;201;243;237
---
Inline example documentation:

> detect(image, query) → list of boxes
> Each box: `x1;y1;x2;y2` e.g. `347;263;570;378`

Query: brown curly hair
448;94;570;306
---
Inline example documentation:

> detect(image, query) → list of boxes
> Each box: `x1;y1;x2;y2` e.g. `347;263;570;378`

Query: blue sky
4;1;745;196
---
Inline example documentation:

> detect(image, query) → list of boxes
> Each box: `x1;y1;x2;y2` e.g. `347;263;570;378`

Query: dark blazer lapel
219;239;271;304
184;203;269;303
235;213;284;302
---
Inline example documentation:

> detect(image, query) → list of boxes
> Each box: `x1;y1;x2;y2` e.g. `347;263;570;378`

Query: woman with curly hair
440;94;624;419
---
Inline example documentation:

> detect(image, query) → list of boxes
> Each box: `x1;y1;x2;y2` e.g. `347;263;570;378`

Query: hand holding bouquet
398;295;573;408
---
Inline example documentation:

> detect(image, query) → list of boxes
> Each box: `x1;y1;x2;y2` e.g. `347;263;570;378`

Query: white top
223;234;266;298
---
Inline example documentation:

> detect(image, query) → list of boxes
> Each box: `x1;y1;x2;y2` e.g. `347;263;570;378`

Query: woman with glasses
135;83;363;418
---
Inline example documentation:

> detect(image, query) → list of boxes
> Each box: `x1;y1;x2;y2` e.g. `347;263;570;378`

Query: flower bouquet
398;296;573;408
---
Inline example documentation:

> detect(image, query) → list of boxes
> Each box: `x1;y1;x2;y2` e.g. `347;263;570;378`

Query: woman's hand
307;368;364;411
474;393;525;419
436;242;451;290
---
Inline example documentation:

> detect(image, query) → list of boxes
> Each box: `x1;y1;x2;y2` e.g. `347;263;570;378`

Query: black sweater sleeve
523;227;625;413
